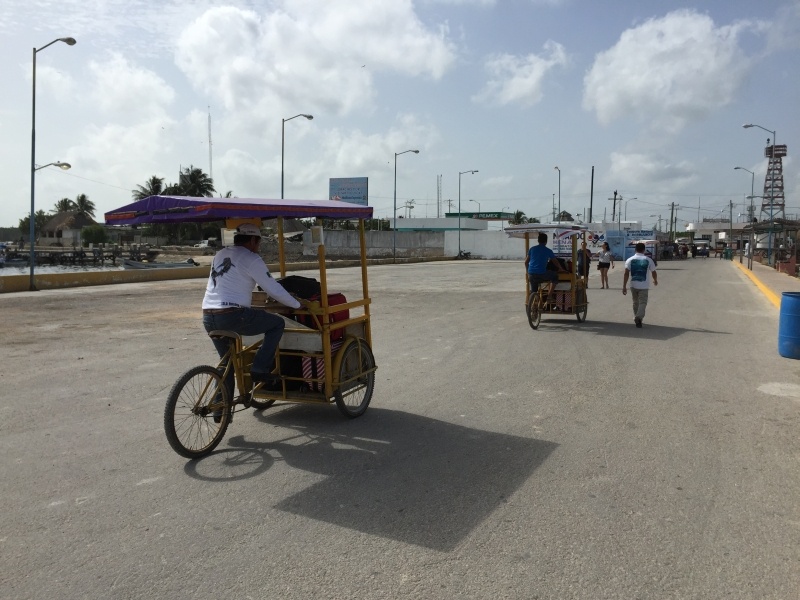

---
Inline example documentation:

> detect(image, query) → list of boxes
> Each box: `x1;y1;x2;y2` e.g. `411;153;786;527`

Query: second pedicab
506;223;589;330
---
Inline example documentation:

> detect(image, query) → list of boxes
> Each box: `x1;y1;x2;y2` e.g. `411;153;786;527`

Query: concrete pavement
1;258;799;599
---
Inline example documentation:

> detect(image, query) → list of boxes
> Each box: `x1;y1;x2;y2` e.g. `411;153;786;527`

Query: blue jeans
202;308;286;391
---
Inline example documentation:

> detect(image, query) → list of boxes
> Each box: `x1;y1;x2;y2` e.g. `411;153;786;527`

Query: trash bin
778;292;800;359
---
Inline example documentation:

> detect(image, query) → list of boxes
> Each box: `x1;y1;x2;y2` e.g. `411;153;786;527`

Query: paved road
1;259;798;599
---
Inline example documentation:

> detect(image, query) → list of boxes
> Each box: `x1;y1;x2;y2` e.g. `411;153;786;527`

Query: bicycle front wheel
164;365;231;459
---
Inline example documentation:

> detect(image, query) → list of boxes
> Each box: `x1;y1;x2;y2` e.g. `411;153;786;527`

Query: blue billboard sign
329;177;368;206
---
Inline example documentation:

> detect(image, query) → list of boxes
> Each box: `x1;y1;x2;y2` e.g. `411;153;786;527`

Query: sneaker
251;371;281;390
634;317;642;328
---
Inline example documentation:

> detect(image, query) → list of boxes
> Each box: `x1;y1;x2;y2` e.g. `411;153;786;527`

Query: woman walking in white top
597;242;614;289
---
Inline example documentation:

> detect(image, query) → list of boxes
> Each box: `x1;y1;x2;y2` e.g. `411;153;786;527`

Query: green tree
132;176;165;200
53;197;75;213
82;224;108;245
178;165;216;197
18;210;49;236
509;210;528;225
162;182;181;195
74;194;97;218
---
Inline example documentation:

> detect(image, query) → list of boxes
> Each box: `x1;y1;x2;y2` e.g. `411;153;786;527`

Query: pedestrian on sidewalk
622;242;658;328
577;244;592;287
597;242;614;289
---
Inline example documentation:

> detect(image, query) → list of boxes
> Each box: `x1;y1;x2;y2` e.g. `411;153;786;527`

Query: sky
1;0;799;232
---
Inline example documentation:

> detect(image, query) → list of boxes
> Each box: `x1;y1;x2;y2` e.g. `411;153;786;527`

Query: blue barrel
778;292;800;359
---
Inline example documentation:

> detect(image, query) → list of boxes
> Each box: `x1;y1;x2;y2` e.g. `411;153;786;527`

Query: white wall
444;230;525;259
389;217;488;231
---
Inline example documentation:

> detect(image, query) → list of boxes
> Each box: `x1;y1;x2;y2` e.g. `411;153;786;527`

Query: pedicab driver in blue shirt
525;232;567;301
202;223;302;390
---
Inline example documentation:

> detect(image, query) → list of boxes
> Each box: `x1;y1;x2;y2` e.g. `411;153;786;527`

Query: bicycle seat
208;330;241;341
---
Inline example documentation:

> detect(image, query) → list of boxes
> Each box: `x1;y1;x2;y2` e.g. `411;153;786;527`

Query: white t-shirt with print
624;252;657;290
202;245;301;310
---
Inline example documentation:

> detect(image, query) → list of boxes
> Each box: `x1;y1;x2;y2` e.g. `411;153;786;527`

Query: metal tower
761;139;787;222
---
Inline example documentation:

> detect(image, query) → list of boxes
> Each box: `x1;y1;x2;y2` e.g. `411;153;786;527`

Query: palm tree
509;210;528;225
19;210;49;237
74;194;96;218
162;182;181;195
178;165;216;197
52;197;76;213
132;176;165;200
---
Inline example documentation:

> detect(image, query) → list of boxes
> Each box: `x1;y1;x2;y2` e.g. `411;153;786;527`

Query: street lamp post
458;170;478;256
469;199;481;216
30;36;76;291
625;198;637;220
393;149;419;261
501;206;509;230
554;166;560;222
735;166;756;269
649;214;662;231
743;123;776;265
281;113;313;200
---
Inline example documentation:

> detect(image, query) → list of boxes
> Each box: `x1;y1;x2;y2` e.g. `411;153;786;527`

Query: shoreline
0;255;454;293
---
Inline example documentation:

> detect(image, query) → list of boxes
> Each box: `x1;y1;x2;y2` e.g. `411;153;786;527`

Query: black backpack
277;275;321;299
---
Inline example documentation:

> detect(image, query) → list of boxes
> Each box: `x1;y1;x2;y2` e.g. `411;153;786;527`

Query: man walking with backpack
622;242;658;328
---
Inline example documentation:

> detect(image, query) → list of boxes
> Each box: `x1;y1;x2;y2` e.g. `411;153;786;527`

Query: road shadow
530;318;730;340
191;407;558;551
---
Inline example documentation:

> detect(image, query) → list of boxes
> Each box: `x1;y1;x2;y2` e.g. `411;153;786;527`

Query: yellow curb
733;261;781;309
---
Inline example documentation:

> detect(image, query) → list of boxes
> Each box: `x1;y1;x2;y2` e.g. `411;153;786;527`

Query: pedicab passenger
525;232;567;303
201;223;302;391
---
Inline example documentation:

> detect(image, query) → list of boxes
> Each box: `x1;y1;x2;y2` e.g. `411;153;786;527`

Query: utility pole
589;166;594;224
729;200;734;255
612;190;618;222
669;203;675;241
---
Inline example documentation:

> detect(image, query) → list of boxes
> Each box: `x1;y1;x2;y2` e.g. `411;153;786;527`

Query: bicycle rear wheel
334;339;375;418
575;288;588;322
164;365;231;459
526;292;542;329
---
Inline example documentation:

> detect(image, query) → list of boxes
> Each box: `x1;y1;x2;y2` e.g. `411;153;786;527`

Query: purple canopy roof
105;196;373;226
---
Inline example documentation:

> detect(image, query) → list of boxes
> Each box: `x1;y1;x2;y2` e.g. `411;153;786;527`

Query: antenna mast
208;106;213;181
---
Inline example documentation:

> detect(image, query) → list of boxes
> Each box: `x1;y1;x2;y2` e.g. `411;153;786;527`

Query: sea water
0;264;125;276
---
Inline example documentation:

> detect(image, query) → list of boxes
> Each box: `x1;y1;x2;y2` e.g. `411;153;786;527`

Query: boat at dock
122;258;200;270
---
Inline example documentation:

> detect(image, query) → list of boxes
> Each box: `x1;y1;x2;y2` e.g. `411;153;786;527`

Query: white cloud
213;113;438;200
583;9;754;133
33;64;76;100
608;151;698;192
481;175;513;188
65;119;180;195
89;53;175;121
473;41;567;106
175;2;457;132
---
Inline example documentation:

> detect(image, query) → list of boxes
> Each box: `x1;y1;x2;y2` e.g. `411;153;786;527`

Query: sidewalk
732;257;800;309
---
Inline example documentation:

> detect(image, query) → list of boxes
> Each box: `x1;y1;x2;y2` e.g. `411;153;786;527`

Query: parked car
193;238;217;249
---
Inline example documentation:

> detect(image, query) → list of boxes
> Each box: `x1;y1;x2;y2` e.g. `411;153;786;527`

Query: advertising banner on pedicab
504;224;587;257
